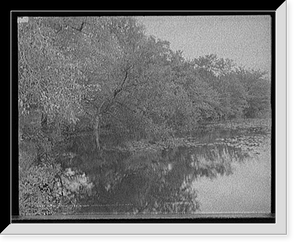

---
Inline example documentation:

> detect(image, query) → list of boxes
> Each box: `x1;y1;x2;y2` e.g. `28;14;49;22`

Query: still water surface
67;126;271;216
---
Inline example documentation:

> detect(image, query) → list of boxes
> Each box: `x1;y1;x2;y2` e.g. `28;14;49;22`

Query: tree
18;17;135;155
18;17;88;125
192;54;238;121
217;72;249;119
235;67;271;118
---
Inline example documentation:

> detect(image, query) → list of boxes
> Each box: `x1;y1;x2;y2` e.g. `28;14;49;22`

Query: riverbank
115;118;271;154
198;118;271;133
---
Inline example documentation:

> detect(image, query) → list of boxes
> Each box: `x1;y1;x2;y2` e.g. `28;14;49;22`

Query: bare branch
113;70;128;98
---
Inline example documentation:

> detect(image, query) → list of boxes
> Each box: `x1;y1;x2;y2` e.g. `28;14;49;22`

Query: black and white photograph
5;5;289;235
16;14;273;219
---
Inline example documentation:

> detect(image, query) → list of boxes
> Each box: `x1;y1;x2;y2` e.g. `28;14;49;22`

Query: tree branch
113;69;129;98
68;20;89;35
100;67;131;114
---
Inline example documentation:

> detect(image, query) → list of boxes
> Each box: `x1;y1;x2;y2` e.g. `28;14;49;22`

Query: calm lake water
193;143;271;214
62;124;271;216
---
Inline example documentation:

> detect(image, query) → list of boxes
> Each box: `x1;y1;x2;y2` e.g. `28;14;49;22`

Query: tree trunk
41;111;48;133
94;115;101;151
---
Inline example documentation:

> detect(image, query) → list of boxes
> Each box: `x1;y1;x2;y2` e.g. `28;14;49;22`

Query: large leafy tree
235;67;271;118
18;17;141;152
192;54;235;120
18;17;88;124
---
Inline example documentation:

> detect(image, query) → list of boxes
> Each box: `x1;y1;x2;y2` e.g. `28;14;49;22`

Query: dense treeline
18;17;271;215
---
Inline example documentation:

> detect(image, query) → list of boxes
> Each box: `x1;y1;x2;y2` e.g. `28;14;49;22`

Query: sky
136;15;271;76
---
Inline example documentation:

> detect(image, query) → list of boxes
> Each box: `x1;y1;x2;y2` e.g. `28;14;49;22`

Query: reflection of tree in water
72;143;240;215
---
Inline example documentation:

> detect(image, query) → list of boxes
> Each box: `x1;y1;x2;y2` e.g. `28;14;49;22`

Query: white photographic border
4;2;287;235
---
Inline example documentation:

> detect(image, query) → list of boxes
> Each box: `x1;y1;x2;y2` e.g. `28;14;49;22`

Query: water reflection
67;136;255;215
54;125;271;216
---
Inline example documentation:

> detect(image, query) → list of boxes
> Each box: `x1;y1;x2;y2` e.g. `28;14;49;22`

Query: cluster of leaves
19;160;71;216
19;158;93;216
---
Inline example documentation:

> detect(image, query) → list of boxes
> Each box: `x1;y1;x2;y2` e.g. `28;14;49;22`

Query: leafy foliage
19;16;270;142
19;158;93;216
19;160;71;216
